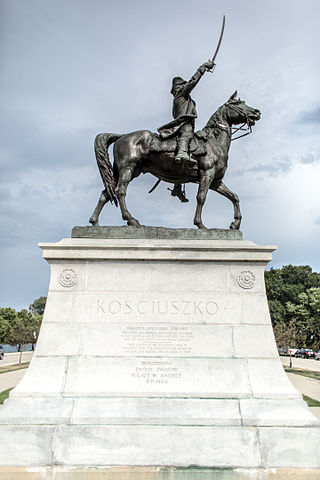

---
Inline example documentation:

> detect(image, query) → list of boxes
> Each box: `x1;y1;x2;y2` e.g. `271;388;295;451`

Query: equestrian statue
89;17;261;230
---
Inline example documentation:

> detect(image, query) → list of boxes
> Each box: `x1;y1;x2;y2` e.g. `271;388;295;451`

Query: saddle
149;130;208;157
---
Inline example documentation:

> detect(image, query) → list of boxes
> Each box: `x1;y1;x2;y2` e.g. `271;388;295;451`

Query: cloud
298;106;320;125
300;153;320;165
232;155;294;178
1;0;320;310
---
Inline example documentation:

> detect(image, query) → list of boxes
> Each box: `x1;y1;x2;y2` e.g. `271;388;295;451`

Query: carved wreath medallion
59;268;78;287
236;270;255;289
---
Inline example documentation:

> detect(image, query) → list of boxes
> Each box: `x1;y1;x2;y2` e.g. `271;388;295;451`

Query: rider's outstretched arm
180;61;215;96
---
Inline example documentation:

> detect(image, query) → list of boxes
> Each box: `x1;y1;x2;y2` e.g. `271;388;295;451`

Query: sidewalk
287;372;320;401
0;369;27;392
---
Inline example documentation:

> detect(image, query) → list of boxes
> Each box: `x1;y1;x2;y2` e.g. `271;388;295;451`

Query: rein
215;103;253;142
216;121;252;141
231;123;252;141
226;102;253;142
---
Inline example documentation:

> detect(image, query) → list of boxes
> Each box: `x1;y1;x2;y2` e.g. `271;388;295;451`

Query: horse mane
202;105;225;139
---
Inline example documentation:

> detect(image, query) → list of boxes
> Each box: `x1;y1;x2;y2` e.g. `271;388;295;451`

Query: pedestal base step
1;466;320;480
1;397;318;426
1;425;320;469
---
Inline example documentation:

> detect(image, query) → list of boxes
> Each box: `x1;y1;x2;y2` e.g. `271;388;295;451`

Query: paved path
287;372;320;401
280;356;320;372
0;369;27;392
310;407;320;419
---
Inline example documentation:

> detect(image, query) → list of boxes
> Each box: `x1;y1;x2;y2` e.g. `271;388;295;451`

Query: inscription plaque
82;323;234;358
121;325;193;355
131;360;182;385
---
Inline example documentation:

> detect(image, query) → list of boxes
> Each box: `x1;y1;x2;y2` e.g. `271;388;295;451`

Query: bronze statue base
72;225;243;240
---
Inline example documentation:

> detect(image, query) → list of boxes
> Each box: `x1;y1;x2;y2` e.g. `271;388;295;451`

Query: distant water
2;344;34;353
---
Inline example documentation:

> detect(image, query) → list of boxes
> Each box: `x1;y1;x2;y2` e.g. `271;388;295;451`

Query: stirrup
168;185;189;203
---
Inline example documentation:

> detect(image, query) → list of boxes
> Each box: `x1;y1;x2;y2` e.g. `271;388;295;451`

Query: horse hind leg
115;165;141;227
89;189;110;226
211;181;242;230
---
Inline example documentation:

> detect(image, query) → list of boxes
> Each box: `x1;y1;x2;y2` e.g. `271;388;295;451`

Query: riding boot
170;184;189;203
175;139;197;167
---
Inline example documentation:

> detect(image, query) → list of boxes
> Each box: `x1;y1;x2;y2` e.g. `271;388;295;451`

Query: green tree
286;287;320;350
9;309;41;363
0;307;18;345
29;296;46;316
0;298;45;362
265;265;320;349
28;296;46;350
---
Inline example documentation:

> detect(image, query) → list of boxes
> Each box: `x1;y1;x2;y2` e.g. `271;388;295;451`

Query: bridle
226;102;253;142
231;123;252;141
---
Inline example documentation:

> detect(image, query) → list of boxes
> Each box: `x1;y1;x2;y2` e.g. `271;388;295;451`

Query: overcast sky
1;0;319;310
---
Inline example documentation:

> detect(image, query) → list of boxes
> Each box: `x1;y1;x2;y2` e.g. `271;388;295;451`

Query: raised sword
207;15;226;72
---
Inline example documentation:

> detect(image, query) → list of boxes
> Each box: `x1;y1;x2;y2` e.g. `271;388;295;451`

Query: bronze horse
89;91;260;229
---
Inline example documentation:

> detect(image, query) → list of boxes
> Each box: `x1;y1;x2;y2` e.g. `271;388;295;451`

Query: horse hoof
230;221;240;230
195;222;207;230
89;218;98;227
127;219;141;227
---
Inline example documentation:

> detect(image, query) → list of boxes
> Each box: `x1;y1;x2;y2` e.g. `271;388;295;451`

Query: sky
0;0;319;310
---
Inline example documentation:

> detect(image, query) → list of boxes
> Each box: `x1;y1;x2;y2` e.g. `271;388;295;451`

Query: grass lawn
284;367;320;407
284;366;320;381
303;394;320;407
0;362;30;375
0;388;13;405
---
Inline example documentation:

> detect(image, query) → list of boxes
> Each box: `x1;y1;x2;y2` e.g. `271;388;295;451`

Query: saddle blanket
150;131;207;157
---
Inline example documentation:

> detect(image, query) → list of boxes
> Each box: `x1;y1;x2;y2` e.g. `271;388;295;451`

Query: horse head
224;91;261;127
204;92;260;141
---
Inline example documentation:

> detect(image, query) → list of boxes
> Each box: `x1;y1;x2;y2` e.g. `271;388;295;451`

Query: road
280;355;320;372
0;351;33;367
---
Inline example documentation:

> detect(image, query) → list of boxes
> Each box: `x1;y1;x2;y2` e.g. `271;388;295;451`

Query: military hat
171;76;186;94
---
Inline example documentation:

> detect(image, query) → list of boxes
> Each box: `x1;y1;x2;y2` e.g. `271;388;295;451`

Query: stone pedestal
0;228;319;478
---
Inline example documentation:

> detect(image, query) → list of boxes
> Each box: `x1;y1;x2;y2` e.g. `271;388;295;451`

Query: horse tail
94;133;121;206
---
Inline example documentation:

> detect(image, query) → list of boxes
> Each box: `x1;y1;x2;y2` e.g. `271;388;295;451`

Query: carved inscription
121;325;193;355
97;299;218;316
131;360;182;384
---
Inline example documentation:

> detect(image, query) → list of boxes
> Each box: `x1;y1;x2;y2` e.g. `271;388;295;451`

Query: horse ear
228;90;238;101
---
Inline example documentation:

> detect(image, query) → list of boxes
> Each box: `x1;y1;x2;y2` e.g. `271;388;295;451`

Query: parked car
0;344;4;360
288;347;298;356
278;346;289;356
315;351;320;361
277;346;297;356
295;348;316;359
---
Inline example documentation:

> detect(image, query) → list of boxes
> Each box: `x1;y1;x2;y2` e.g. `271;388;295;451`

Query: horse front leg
211;181;242;230
194;172;212;229
115;166;141;227
89;189;109;226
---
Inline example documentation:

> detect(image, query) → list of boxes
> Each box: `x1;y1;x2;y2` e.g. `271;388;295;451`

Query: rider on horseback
158;60;215;164
158;60;215;201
